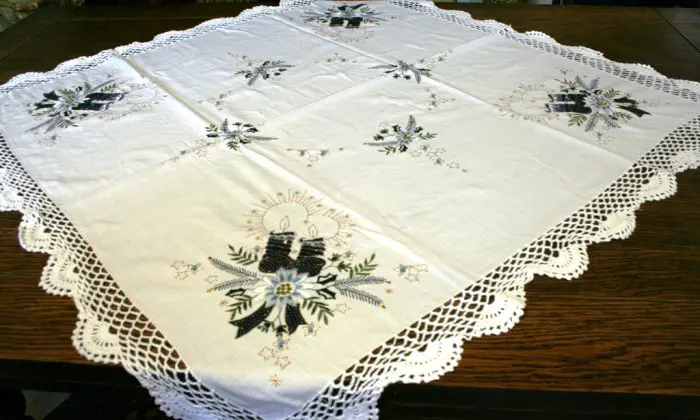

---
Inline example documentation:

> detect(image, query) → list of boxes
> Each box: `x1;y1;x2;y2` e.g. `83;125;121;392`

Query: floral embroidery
547;75;650;132
243;190;356;247
287;148;345;167
394;264;428;283
409;144;466;172
303;323;321;336
497;83;557;123
296;4;394;43
426;88;455;111
167;120;275;163
235;58;294;86
303;3;384;28
205;120;276;151
315;53;358;65
27;79;125;133
366;115;436;153
207;234;388;340
171;261;203;280
370;50;451;84
370;60;431;83
365;116;466;172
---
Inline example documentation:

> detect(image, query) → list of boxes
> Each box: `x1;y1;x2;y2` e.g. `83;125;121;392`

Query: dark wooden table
1;3;699;419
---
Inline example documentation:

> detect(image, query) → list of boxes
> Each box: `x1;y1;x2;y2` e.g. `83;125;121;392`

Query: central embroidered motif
370;60;431;83
166;120;275;163
205;119;276;151
235;58;294;86
28;80;125;133
547;76;650;131
365;115;467;172
303;3;384;28
366;115;436;153
208;232;388;339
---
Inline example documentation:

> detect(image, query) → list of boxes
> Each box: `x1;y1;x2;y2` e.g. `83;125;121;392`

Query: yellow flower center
275;282;294;297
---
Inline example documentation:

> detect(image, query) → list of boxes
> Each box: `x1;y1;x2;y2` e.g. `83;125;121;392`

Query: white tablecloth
1;1;699;418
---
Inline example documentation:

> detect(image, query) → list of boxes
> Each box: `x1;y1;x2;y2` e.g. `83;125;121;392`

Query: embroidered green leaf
227;245;259;266
100;83;120;93
301;298;334;325
226;294;253;318
207;276;260;292
334;276;389;288
612;111;633;121
205;123;219;136
568;113;587;126
337;287;384;307
348;253;377;278
256;320;275;333
603;88;621;99
337;261;350;272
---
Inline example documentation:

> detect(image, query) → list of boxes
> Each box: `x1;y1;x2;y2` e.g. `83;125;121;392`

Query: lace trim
1;1;699;419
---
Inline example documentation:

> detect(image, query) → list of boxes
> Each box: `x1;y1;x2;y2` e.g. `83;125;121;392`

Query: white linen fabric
1;1;699;419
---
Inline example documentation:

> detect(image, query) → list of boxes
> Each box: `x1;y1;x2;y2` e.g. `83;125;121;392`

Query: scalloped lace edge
0;1;699;419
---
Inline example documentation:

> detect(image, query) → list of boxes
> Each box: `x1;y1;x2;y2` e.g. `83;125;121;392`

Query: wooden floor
0;3;699;419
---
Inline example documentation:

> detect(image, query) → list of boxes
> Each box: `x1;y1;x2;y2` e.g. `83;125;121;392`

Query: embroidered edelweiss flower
370;60;431;83
171;261;202;280
263;268;309;310
275;337;290;352
303;323;320;337
367;115;436;154
235;59;293;86
583;94;615;116
205;119;277;151
395;264;429;282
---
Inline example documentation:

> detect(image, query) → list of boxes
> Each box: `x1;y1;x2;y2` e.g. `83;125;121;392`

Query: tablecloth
1;1;699;419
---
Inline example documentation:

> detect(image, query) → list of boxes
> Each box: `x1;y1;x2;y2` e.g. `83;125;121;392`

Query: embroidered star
385;288;393;294
447;162;460;169
270;375;282;387
334;303;351;314
205;275;219;284
259;347;276;361
171;261;186;270
275;356;291;370
218;299;230;307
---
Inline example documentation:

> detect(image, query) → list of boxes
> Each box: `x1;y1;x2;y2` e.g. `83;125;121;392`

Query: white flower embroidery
263;268;310;310
583;94;615;117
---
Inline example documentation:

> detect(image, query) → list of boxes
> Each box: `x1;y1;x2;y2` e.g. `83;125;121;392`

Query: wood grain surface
0;1;699;412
